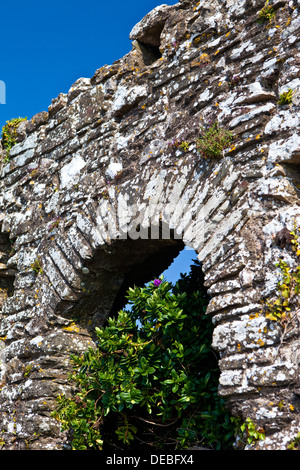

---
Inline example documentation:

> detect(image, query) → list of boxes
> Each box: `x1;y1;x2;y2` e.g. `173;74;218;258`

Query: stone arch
1;0;300;450
0;153;245;450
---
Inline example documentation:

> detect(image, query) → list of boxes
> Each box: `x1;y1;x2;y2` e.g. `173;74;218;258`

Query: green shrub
53;261;238;450
1;117;27;162
196;122;234;160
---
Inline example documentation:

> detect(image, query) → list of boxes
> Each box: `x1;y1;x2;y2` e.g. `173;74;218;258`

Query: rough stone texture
1;0;300;450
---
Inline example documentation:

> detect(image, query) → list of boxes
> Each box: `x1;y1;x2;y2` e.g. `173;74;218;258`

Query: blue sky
161;247;198;284
0;0;178;131
0;0;198;281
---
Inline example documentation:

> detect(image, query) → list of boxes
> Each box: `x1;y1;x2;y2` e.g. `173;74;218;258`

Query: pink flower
153;279;162;287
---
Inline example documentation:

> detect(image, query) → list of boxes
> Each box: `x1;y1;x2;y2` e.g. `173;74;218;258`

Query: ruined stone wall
1;0;300;450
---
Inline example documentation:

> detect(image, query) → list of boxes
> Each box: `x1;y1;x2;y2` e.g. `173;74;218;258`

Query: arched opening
53;223;236;451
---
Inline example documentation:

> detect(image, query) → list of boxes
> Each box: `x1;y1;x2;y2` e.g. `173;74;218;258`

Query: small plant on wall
277;89;293;106
257;0;276;23
196;122;234;160
263;223;300;357
1;117;27;162
287;432;300;450
168;138;190;153
240;418;265;446
31;257;43;276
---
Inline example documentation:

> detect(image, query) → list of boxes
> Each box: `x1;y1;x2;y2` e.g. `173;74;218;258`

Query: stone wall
1;0;300;450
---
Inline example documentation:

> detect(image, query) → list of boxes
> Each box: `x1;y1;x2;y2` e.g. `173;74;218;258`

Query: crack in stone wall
1;0;300;450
